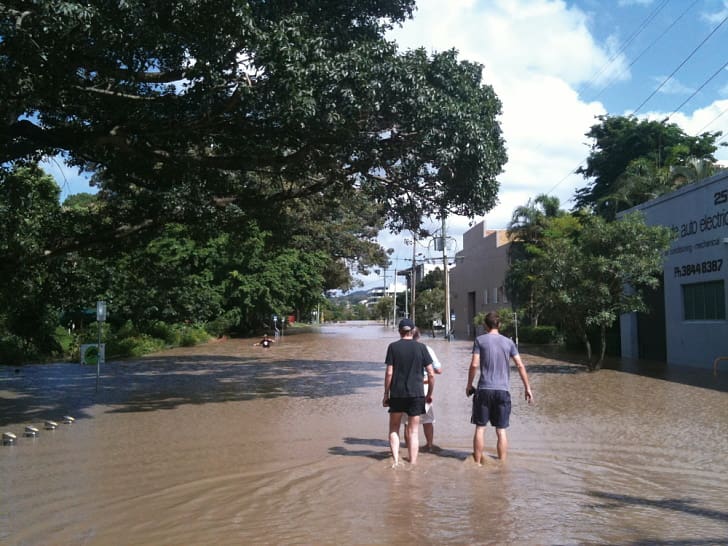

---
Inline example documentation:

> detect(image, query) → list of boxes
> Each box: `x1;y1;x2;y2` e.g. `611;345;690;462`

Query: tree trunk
593;325;607;371
582;331;592;363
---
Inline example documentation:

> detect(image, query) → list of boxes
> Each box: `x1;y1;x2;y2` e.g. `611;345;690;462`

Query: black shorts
471;389;511;428
388;396;426;416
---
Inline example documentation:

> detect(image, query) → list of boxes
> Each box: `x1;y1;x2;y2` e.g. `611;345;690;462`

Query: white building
620;171;728;369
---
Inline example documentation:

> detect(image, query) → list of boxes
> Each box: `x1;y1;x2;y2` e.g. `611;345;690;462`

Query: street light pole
442;215;452;341
411;232;417;324
392;259;397;327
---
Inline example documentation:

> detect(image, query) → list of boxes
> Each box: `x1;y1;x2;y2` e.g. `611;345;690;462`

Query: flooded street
1;321;727;545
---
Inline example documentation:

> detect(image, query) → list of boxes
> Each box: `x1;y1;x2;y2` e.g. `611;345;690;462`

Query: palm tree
506;194;565;326
668;157;724;189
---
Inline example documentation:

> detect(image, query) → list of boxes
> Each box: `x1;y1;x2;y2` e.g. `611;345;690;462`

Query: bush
144;321;182;346
205;309;241;337
54;325;75;354
107;334;166;358
518;325;560;344
180;325;210;347
0;336;29;366
473;308;523;338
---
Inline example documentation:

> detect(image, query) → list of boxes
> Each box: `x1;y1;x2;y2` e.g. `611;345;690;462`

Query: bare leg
423;423;434;449
402;422;408;447
406;415;421;464
495;428;508;461
388;413;403;466
472;425;486;464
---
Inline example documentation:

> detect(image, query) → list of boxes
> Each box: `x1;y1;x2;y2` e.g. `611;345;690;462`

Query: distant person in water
254;334;275;349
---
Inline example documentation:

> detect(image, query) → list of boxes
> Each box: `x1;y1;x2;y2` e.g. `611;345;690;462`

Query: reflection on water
1;321;727;544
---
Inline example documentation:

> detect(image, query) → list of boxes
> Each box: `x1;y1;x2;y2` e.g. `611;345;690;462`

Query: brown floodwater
1;321;727;545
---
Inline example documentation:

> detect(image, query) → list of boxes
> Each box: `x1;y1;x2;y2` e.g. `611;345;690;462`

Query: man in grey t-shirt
466;312;533;464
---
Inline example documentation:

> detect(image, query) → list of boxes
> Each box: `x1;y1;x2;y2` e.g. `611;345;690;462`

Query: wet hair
484;312;500;330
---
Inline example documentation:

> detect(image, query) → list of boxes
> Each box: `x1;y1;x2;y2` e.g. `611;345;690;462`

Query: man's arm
466;353;479;396
383;364;393;406
512;354;533;403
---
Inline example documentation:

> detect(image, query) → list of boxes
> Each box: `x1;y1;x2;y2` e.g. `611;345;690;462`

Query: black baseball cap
398;318;415;331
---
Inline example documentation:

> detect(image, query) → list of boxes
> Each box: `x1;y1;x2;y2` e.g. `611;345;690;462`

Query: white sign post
96;301;107;391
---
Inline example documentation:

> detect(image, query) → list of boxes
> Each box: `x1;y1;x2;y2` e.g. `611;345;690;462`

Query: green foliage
536;211;673;368
0;335;27;366
0;2;510;360
352;303;370;320
506;195;567;325
374;296;394;322
416;268;444;292
518;326;560;344
574;115;722;219
108;334;166;359
179;325;210;347
1;1;506;245
415;287;444;327
472;307;520;337
204;309;242;338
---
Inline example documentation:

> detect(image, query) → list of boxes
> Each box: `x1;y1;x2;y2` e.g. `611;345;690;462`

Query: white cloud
618;0;653;6
701;0;728;25
356;0;612;289
351;0;728;290
652;76;694;95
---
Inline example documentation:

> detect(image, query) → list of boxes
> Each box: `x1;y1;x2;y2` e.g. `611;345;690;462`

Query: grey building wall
449;222;511;339
620;171;728;369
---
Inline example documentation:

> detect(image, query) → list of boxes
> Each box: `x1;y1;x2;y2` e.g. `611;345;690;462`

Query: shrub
518;325;560;344
145;321;181;346
107;334;166;358
0;336;28;366
180;325;210;347
205;309;241;337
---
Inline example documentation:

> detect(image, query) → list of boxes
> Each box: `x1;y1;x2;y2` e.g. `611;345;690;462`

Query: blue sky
360;0;728;290
38;0;728;290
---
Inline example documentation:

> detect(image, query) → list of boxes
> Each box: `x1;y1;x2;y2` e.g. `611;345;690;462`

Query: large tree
537;212;672;369
1;1;506;252
573;115;722;219
506;194;566;325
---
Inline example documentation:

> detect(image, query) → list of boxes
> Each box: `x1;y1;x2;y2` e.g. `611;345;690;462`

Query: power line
592;0;699;102
629;13;728;116
586;0;671;91
668;58;728;119
696;103;728;134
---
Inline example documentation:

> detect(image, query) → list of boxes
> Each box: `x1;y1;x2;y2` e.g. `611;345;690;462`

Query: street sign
96;301;107;322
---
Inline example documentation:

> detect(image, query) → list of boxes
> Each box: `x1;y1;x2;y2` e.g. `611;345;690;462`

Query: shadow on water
520;344;728;393
0;354;381;426
589;490;728;522
589;491;728;546
328;436;471;462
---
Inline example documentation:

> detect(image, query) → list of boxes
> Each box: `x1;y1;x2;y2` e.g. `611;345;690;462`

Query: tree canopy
573;115;723;219
1;0;507;242
531;212;672;368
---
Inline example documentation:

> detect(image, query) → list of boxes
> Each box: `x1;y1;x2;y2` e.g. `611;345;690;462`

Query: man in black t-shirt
383;318;434;467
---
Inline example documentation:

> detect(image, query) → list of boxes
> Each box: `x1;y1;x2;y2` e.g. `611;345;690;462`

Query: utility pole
442;215;452;341
392;259;397;327
410;232;417;324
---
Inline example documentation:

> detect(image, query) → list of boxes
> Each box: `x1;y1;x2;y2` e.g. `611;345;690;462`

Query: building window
683;280;725;320
483;289;489;305
493;287;498;304
498;286;507;304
